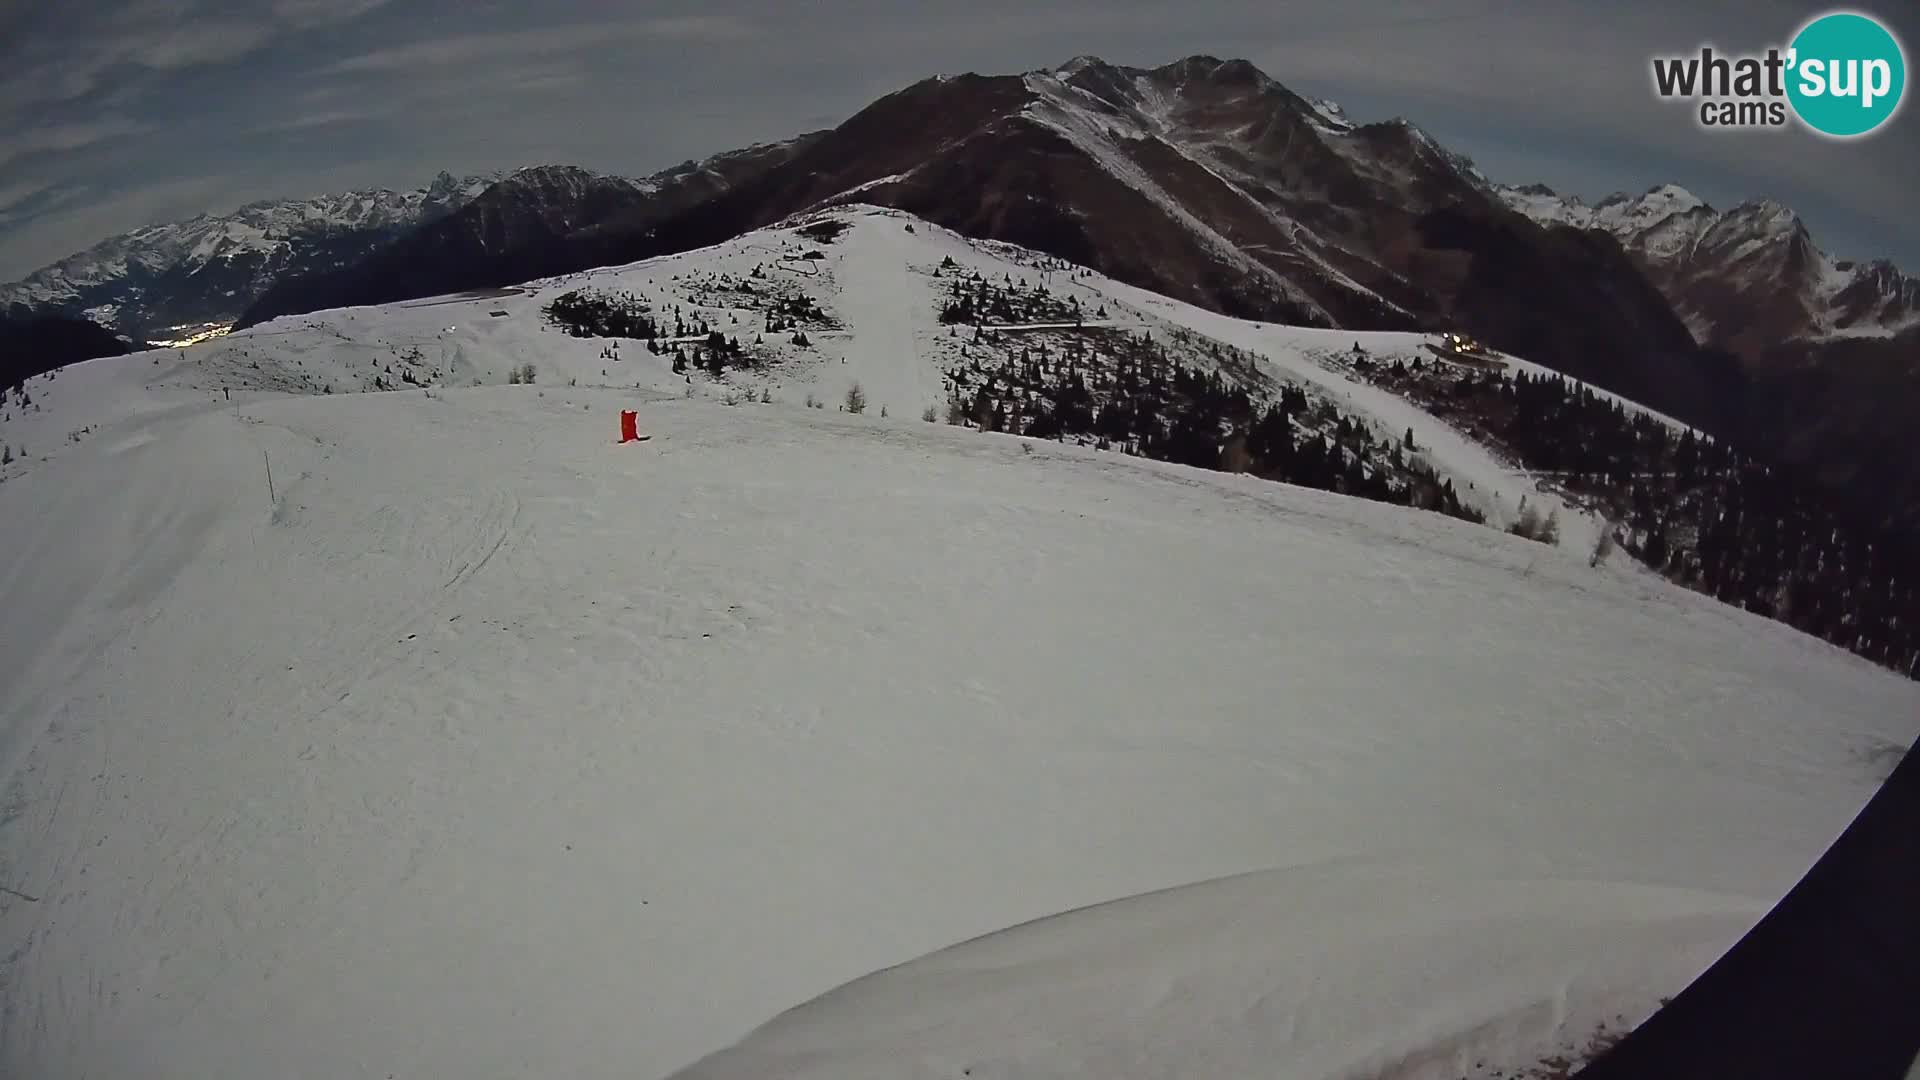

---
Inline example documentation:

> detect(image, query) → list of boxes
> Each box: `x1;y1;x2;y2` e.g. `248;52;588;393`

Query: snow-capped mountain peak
1500;182;1711;236
1307;97;1354;132
1590;184;1712;235
1385;118;1492;189
1645;182;1705;210
1719;197;1809;242
998;55;1527;331
1052;54;1107;80
1496;178;1917;344
0;173;499;340
1495;183;1593;228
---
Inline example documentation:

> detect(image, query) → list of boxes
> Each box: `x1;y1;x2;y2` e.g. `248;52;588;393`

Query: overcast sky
1;0;1916;281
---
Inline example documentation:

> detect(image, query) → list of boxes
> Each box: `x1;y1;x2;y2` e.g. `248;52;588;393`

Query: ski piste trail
0;206;1914;1080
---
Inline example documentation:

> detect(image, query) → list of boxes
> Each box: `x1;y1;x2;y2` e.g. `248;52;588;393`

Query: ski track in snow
0;207;1915;1080
824;220;948;418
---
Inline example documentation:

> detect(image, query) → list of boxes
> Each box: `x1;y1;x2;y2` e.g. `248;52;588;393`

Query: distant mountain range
4;54;1918;531
0;172;498;341
1496;181;1920;354
235;140;821;329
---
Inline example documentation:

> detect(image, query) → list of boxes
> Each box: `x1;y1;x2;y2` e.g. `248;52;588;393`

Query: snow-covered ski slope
1049;267;1698;554
1;207;1916;1080
7;206;1643;555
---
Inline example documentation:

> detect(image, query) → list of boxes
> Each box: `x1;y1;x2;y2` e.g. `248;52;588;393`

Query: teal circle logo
1786;11;1907;137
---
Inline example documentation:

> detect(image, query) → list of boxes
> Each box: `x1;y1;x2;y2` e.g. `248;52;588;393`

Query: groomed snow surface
676;866;1757;1080
2;209;1917;1080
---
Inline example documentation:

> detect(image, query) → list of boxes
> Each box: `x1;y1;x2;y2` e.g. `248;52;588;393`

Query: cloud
0;118;150;170
644;14;755;41
0;180;53;214
0;182;89;231
293;81;361;108
0;0;395;111
0;23;253;110
0;61;111;112
270;0;394;26
0;175;237;278
325;14;753;73
138;21;276;69
252;108;378;133
505;70;590;94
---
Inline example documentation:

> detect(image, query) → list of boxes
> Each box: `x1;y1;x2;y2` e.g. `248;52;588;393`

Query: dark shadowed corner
1574;744;1920;1080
